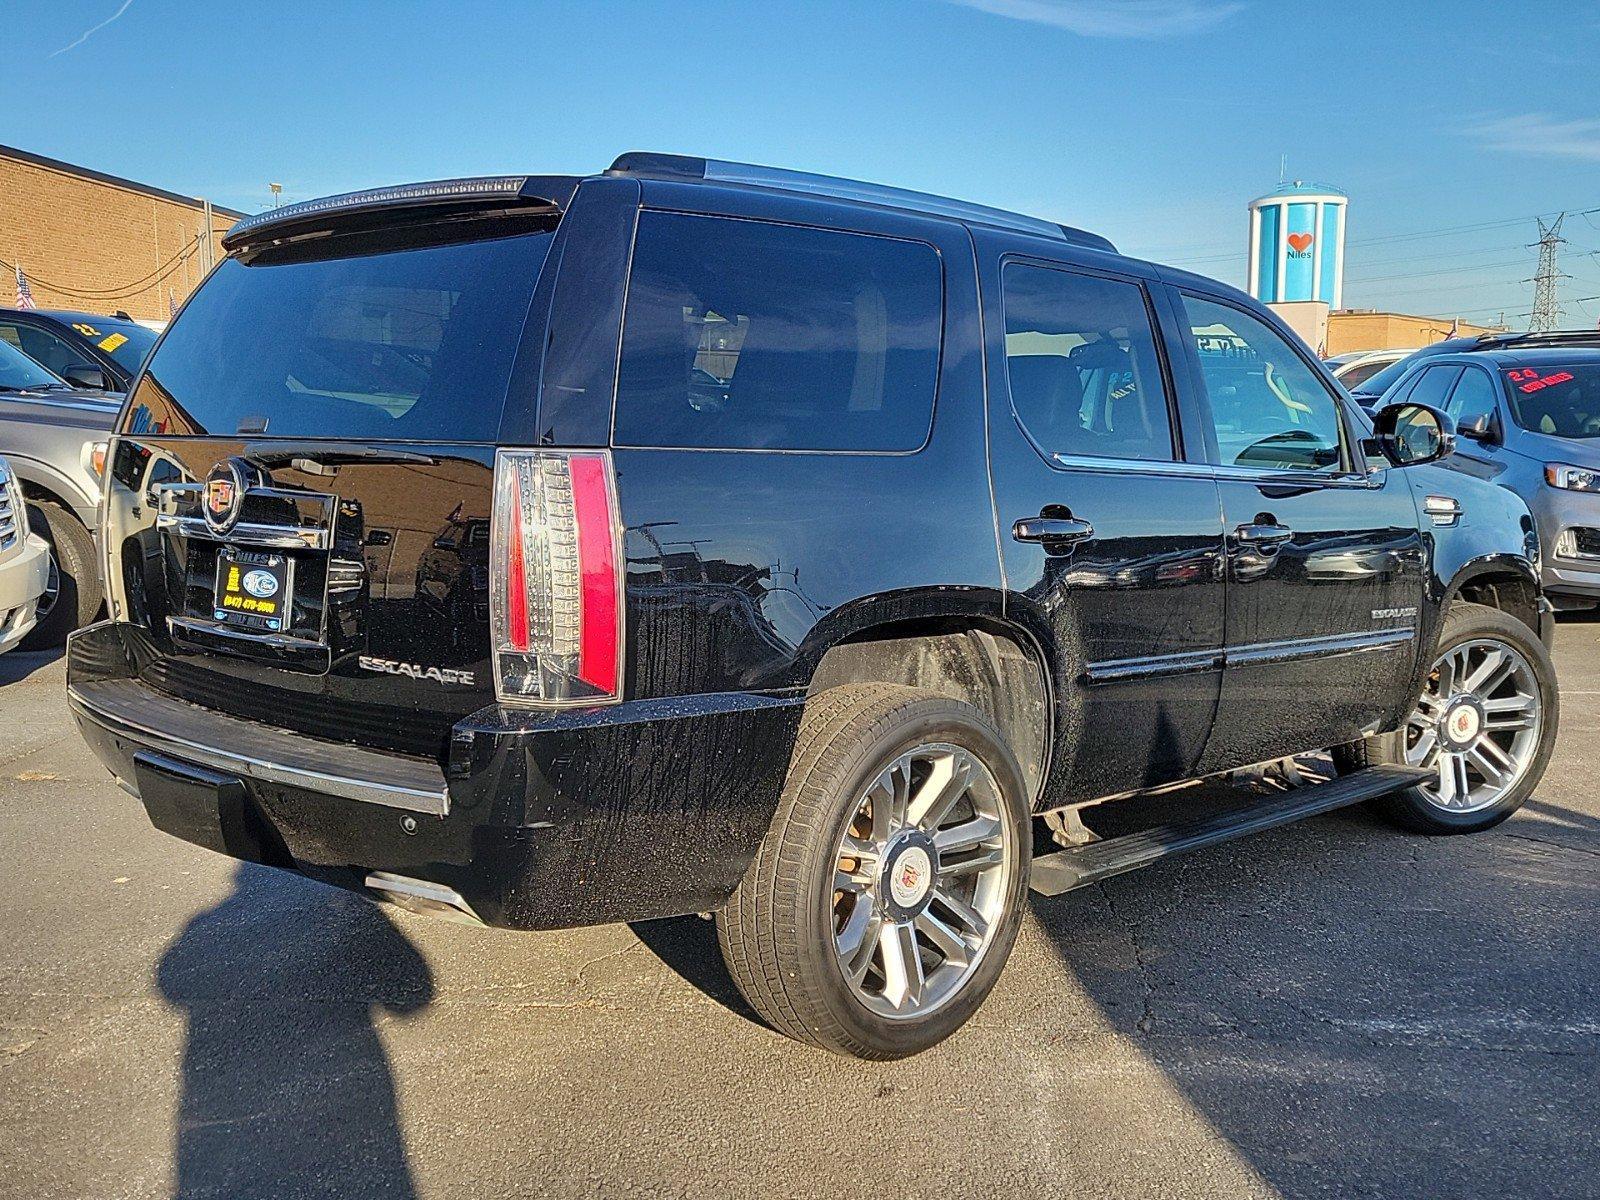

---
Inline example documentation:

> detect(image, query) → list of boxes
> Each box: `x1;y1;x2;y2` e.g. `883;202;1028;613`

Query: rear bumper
67;621;803;929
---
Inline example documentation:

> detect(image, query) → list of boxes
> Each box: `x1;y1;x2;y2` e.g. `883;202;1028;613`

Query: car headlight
1545;464;1600;492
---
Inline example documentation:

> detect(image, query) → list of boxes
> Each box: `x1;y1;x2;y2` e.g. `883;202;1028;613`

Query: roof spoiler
608;152;1116;254
222;176;577;252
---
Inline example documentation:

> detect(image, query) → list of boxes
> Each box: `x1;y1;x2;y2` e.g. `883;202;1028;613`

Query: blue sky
10;0;1600;328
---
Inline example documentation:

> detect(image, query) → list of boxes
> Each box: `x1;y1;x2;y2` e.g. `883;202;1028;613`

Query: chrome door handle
1234;522;1293;544
1013;516;1094;546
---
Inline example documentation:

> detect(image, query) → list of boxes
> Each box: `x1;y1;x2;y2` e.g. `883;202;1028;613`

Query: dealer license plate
213;547;293;632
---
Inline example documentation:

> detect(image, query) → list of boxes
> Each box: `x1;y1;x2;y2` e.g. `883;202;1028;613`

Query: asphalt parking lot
1;622;1597;1200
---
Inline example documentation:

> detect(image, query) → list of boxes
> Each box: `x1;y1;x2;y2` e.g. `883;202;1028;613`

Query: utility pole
1528;214;1569;332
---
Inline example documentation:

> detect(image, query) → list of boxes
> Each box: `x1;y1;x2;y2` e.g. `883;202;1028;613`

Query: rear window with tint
613;212;942;451
129;228;554;440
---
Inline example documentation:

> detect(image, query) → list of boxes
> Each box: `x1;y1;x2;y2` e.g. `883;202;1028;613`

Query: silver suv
1375;330;1600;609
0;337;114;647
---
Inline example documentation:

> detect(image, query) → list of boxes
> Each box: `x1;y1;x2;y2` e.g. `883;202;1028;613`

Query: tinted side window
0;323;93;377
1406;364;1464;411
1000;263;1174;463
1182;295;1346;473
1447;367;1499;427
1336;359;1389;389
614;212;942;452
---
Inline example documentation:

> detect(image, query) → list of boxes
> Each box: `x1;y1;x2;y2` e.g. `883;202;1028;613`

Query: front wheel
717;685;1032;1059
19;500;99;651
1337;602;1558;833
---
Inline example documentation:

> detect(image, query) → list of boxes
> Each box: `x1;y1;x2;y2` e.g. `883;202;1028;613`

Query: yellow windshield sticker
98;333;129;353
72;323;100;338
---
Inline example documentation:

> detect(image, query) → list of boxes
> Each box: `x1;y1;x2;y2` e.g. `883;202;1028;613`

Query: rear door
979;241;1226;804
1167;289;1426;772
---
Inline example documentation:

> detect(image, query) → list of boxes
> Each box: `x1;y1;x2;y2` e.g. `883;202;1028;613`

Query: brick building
0;143;246;323
1326;309;1504;356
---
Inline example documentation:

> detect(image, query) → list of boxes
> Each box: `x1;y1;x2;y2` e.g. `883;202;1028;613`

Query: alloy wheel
830;743;1012;1020
1404;637;1542;813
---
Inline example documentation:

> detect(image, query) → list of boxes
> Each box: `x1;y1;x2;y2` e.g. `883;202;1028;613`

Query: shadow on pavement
0;647;62;686
157;864;433;1199
1027;788;1600;1199
629;914;764;1026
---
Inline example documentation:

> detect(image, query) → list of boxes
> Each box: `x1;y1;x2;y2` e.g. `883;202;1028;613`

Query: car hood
1507;427;1600;467
0;389;120;431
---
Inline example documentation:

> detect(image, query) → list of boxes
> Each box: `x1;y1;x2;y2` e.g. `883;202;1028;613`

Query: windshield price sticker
1506;368;1575;395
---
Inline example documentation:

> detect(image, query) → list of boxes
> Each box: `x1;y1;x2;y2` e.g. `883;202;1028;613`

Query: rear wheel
1337;603;1557;833
717;685;1031;1059
19;500;99;651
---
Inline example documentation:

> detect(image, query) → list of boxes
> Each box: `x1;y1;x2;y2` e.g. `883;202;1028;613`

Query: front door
982;251;1226;805
1169;290;1427;773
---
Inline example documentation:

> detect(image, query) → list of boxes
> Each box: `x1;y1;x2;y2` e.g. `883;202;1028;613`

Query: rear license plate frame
213;546;295;633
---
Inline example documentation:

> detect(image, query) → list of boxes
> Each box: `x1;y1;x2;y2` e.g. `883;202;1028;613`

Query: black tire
717;684;1032;1059
19;500;99;651
1335;602;1557;834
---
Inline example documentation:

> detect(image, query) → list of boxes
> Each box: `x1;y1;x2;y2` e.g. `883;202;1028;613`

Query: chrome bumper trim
67;685;449;816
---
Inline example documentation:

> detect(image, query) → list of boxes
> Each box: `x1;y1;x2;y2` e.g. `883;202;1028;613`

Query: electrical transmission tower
1528;214;1569;332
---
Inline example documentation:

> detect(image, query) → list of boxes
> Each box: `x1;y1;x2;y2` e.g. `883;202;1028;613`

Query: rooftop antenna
1279;154;1287;185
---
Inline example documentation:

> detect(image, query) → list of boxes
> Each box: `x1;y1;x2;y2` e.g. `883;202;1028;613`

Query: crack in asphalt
1097;879;1157;1034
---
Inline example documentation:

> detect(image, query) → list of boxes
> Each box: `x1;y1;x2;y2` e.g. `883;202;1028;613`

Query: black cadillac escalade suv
68;155;1559;1059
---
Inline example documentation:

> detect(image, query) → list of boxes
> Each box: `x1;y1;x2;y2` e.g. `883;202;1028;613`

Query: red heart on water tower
1287;232;1315;253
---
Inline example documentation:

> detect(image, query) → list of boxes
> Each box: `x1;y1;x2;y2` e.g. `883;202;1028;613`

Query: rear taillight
490;449;624;707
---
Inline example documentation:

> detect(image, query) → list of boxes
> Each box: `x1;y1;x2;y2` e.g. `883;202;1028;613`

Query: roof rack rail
608;152;1116;254
1470;329;1600;350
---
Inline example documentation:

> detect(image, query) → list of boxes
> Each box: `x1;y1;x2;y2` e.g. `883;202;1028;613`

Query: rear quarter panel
535;182;1007;701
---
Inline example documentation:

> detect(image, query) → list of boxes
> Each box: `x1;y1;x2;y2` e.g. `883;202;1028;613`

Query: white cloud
48;0;136;58
942;0;1244;38
1469;112;1600;163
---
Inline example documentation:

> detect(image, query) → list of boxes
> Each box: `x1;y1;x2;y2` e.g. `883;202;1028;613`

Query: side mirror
1370;401;1455;468
1456;411;1498;443
63;365;111;391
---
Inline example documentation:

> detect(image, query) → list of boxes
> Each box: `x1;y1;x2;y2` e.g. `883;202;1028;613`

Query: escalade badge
203;459;249;533
358;655;477;687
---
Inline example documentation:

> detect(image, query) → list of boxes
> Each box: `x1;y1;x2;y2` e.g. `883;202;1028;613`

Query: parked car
1345;337;1482;411
1325;347;1416;391
0;456;52;654
0;338;115;647
0;307;158;394
1375;329;1600;611
67;157;1558;1059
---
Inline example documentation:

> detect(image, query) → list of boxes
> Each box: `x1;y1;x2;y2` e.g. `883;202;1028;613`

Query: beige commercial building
0;143;245;323
1325;309;1504;356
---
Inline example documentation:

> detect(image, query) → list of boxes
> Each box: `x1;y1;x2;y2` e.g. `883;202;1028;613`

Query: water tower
1247;181;1347;309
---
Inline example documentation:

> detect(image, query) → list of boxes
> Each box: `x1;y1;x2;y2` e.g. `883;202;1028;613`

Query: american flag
14;266;37;310
168;289;178;318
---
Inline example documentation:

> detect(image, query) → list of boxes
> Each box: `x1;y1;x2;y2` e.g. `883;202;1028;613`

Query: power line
1163;204;1600;268
1345;257;1530;285
1;238;203;302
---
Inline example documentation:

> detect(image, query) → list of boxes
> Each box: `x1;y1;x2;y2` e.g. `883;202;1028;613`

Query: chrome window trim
1046;451;1376;488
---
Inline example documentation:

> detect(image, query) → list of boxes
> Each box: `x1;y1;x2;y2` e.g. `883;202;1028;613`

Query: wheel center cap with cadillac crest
1440;695;1486;750
882;830;938;918
203;458;255;534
